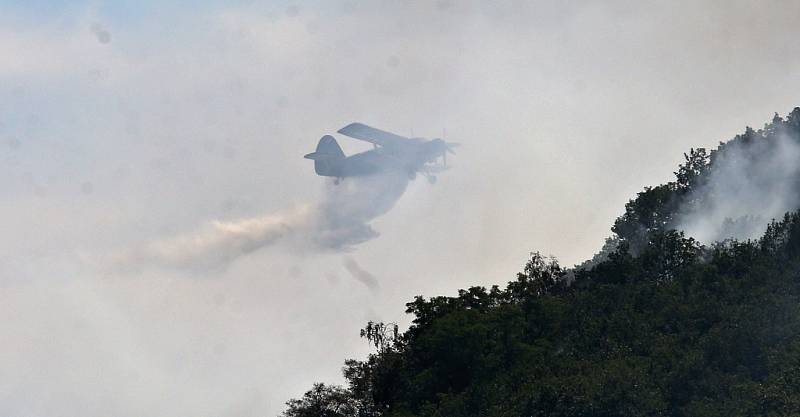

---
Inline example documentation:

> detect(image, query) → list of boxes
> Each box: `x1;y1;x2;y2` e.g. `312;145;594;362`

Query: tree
674;147;709;192
360;321;399;353
282;383;359;417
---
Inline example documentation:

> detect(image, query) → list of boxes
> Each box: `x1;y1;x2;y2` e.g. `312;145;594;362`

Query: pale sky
3;1;800;416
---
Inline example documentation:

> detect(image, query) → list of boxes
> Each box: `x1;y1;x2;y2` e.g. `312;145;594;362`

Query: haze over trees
282;108;800;417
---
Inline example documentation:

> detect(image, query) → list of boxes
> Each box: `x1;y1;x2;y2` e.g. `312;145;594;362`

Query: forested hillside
282;108;800;417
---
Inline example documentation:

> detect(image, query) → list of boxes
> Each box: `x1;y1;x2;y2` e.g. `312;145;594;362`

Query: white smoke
120;172;410;271
676;129;800;243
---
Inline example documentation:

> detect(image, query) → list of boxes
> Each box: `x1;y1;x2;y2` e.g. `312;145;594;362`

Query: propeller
440;128;459;167
440;141;458;167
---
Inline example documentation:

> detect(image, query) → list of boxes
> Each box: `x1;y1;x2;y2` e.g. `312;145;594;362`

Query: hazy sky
3;1;800;416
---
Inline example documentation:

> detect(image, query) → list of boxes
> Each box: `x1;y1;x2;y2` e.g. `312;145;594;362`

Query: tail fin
304;135;345;176
304;135;345;160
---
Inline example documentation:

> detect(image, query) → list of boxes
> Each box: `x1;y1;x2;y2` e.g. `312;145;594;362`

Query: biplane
304;123;458;184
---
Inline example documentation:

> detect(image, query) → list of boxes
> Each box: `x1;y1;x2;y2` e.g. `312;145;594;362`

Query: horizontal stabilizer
304;152;328;160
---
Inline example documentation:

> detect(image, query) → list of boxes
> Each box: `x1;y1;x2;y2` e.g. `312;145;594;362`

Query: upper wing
337;123;409;148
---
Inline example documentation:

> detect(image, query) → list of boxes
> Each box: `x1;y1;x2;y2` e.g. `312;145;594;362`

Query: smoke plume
675;113;800;243
123;172;410;271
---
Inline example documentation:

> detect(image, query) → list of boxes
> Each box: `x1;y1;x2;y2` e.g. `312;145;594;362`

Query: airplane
304;123;458;184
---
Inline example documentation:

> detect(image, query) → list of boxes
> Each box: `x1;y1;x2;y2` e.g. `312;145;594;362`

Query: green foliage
282;383;360;417
283;108;800;416
361;321;400;353
674;148;710;192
